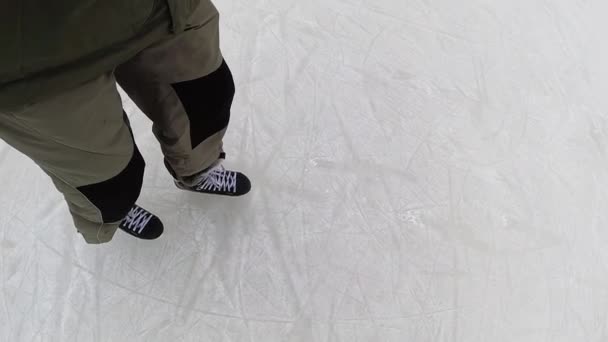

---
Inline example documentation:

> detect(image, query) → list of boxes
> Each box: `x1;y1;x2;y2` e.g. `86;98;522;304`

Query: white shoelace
196;165;237;193
122;206;153;234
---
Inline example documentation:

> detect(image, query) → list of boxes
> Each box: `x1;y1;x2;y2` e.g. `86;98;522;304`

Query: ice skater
0;0;250;243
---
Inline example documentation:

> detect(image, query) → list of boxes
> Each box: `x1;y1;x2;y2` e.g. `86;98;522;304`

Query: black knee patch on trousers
77;115;145;223
171;60;235;149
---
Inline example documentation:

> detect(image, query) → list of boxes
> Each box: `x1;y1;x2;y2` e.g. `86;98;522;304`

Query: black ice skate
175;163;251;197
118;205;164;240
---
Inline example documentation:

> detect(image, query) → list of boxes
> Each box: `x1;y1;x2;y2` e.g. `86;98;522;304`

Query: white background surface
2;0;608;341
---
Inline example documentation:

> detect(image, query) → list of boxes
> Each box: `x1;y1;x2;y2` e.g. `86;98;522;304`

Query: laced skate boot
118;205;164;240
175;162;251;197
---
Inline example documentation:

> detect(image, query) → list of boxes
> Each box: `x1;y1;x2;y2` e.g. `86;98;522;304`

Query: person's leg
0;73;160;243
115;0;250;195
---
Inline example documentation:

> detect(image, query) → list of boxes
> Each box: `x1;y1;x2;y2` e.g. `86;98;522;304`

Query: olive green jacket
0;0;200;109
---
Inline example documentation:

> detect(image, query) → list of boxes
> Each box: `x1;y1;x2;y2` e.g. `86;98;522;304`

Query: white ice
2;0;608;341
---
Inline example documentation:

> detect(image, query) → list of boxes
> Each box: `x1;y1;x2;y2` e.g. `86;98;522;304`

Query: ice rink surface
2;0;608;341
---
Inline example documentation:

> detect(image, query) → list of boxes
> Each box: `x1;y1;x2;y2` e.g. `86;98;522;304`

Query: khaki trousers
0;1;235;243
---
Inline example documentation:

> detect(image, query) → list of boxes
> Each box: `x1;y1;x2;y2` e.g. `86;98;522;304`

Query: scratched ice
2;0;608;341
